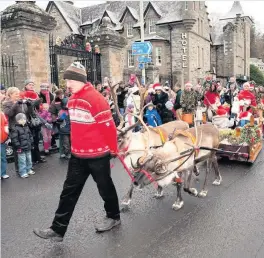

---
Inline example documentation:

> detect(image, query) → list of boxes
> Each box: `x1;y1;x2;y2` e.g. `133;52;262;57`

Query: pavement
1;149;264;258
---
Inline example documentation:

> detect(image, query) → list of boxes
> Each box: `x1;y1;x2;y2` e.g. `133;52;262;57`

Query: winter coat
67;83;118;158
10;124;33;151
180;90;198;114
174;89;182;110
126;93;141;112
49;97;63;121
38;110;52;124
161;109;175;124
224;89;239;107
117;88;127;108
57;109;70;135
2;100;30;129
144;109;162;127
39;91;54;105
1;112;8;143
152;92;169;110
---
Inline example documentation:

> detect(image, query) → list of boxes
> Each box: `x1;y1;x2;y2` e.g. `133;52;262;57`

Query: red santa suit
238;83;257;112
204;91;220;109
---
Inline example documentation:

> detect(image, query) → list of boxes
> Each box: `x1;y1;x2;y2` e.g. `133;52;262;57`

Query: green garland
239;124;261;145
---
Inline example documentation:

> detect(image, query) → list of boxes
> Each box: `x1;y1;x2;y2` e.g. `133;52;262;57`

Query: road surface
1;150;264;258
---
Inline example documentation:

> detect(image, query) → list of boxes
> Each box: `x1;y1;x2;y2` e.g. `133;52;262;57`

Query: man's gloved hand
45;123;53;130
17;100;23;104
17;149;22;153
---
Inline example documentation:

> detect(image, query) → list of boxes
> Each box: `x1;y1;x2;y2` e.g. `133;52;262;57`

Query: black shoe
38;158;46;163
33;228;63;242
95;217;121;232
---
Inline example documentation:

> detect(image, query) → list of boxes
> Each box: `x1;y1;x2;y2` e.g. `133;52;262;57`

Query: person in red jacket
1;111;9;179
33;62;120;242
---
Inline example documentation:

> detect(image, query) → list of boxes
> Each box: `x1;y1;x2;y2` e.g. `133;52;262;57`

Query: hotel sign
181;33;187;68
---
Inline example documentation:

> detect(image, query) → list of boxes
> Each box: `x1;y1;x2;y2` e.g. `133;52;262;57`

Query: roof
210;18;227;45
127;6;139;21
134;35;168;41
80;18;100;26
223;1;244;19
46;1;81;34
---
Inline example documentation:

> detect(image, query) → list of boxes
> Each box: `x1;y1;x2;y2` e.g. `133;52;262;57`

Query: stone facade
1;1;56;90
1;1;252;90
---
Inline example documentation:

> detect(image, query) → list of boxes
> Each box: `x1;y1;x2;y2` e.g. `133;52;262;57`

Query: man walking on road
33;62;120;242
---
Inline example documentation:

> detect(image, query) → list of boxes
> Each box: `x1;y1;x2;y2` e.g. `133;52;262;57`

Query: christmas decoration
239;124;261;146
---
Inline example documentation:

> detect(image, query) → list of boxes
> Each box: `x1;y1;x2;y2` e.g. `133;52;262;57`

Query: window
200;1;203;10
197;18;200;34
193;1;196;10
202;48;204;66
155;47;162;65
127;22;133;37
149;19;156;34
185;1;188;10
128;50;134;67
201;19;203;36
197;46;200;67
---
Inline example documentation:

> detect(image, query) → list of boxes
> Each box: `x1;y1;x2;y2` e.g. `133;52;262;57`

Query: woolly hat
24;79;34;87
153;83;162;90
239;111;252;120
63;62;87;83
15;113;27;123
165;101;174;110
185;81;193;88
127;103;134;109
0;84;5;91
40;82;49;90
216;108;227;116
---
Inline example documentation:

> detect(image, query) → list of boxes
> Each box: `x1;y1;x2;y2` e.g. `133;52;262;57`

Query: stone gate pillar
1;1;56;90
87;17;127;84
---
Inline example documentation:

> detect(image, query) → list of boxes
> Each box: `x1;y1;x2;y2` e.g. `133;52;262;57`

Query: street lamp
140;0;146;85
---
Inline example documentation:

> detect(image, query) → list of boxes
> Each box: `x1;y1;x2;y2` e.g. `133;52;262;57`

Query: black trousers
31;129;41;163
51;154;120;237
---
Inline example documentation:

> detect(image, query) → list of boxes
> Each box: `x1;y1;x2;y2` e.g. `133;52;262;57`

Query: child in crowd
38;103;53;154
1;111;9;179
10;113;35;178
57;98;71;159
124;104;136;129
144;102;162;127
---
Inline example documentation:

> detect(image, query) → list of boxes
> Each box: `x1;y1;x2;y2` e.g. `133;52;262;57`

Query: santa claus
238;82;257;112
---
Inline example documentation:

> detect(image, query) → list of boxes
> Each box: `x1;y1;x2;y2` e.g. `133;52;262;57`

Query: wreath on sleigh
239;124;261;146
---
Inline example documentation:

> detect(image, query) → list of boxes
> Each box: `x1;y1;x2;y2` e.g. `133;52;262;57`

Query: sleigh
217;117;263;163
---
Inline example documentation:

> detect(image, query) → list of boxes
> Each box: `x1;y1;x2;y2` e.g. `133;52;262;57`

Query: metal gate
1;55;17;88
49;34;101;87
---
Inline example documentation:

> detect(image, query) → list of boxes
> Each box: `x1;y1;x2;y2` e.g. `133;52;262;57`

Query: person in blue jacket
144;102;162;127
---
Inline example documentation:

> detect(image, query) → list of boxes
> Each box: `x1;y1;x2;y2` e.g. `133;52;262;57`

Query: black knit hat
63;62;87;83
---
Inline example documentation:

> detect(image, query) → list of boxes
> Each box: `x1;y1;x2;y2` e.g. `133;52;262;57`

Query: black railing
49;34;101;87
1;55;17;88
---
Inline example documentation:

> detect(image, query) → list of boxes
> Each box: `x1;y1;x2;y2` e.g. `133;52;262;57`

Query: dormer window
149;19;156;34
127;22;133;37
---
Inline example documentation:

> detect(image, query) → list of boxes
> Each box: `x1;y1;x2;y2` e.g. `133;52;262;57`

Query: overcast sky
1;1;264;32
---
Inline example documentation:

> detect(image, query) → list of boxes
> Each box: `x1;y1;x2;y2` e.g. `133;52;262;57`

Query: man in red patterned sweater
33;62;120;241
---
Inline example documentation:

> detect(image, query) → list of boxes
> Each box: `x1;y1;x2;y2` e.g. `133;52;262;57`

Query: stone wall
1;2;56;90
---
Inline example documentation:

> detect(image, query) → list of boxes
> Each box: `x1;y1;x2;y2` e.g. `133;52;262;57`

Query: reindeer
108;81;189;206
121;119;222;211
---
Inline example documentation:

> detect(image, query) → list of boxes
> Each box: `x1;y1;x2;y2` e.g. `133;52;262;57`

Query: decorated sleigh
217;116;262;163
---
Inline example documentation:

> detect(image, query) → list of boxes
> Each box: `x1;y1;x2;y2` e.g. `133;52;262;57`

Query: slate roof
134;35;168;41
222;1;244;19
210;1;248;46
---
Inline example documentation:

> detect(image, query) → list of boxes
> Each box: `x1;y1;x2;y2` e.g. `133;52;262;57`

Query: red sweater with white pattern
67;83;118;159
